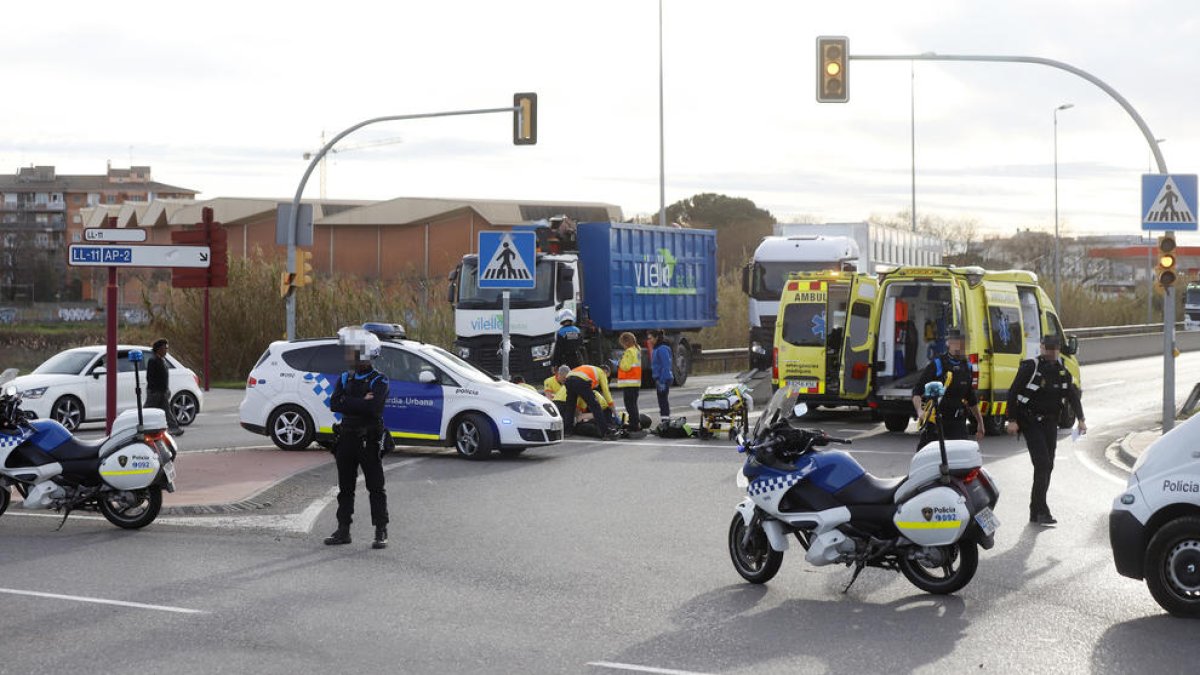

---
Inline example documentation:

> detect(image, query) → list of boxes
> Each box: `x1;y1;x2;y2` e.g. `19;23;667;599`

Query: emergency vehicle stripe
896;521;962;529
100;469;155;476
317;426;440;441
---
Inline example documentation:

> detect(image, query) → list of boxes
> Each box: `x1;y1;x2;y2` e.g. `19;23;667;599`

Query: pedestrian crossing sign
477;231;537;289
1142;174;1198;231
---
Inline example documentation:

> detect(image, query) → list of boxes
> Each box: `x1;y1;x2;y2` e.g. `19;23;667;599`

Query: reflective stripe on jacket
568;365;614;407
617;347;642;388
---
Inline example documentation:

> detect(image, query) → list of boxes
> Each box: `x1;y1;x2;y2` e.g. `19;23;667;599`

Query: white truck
775;221;944;274
742;235;860;369
1184;281;1200;331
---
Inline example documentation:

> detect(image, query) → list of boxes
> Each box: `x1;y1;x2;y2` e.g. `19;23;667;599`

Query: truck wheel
1144;516;1200;617
884;415;910;433
672;340;690;387
983;416;1007;436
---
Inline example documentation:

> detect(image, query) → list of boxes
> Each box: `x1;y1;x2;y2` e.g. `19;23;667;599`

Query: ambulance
868;266;1080;434
771;271;879;409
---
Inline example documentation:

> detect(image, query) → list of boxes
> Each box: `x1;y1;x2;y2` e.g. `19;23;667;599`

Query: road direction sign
276;202;314;247
67;244;212;268
1142;174;1198;231
478;231;536;289
83;227;147;243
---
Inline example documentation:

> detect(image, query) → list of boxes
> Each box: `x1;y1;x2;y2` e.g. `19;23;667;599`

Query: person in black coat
1006;334;1087;526
146;339;183;435
911;330;983;450
325;328;391;549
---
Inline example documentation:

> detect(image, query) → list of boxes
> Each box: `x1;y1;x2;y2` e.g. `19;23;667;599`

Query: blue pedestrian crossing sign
477;231;537;289
1142;174;1198;231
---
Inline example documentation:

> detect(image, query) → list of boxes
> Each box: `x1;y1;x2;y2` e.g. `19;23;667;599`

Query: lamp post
1148;138;1167;324
1053;103;1074;311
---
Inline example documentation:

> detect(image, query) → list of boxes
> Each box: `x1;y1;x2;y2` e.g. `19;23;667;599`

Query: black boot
372;526;388;550
324;527;351;545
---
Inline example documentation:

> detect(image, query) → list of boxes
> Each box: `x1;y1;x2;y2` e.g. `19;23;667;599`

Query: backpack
655;416;695;439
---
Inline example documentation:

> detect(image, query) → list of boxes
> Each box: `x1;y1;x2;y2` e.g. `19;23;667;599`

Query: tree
662;193;776;273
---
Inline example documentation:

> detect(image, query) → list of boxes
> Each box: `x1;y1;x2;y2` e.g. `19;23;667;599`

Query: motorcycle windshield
752;384;801;441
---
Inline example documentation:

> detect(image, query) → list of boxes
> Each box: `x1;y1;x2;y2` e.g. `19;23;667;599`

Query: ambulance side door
840;276;877;400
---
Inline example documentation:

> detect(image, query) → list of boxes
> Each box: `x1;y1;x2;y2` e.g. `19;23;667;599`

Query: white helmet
337;326;382;362
555;308;576;324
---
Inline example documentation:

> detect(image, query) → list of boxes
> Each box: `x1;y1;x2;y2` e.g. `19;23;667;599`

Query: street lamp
1148;138;1166;323
1053;102;1074;311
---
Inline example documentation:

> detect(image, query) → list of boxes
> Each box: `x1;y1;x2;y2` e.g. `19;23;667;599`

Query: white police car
238;323;562;459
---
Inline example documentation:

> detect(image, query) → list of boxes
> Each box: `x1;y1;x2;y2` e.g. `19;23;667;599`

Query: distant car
239;324;563;459
10;345;204;431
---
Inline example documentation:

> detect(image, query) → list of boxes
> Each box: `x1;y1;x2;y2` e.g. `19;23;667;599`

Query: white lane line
1072;441;1126;486
587;662;711;675
1087;380;1126;391
0;587;207;615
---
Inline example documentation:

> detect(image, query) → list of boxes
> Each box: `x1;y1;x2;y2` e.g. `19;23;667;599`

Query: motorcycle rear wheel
899;540;978;594
98;488;162;530
729;513;783;584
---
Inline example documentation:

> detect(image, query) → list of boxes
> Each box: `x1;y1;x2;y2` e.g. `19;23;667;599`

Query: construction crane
303;131;405;199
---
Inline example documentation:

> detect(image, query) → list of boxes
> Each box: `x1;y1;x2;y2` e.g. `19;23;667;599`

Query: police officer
551;309;584;370
325;328;391;549
1006;334;1086;526
146;338;183;435
911;330;984;449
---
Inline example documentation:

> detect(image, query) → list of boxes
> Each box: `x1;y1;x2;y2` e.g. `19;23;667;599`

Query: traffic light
1156;234;1178;288
280;272;296;298
816;36;849;103
296;250;314;287
513;92;537;145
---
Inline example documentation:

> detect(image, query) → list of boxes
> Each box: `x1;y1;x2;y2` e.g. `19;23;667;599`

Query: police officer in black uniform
551;308;584;370
146;339;183;435
911;330;984;450
1006;334;1087;526
324;328;391;549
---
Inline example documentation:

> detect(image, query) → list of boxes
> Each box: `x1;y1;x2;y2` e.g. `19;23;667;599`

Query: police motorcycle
0;350;177;529
728;380;1001;594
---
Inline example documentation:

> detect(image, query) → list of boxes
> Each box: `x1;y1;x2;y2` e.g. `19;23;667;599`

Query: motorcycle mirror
3;384;16;398
793;403;808;418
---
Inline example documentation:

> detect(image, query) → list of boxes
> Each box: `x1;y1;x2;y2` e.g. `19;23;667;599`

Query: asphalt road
3;356;1199;674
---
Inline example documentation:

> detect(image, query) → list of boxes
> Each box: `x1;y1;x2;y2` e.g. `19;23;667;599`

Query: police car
239;323;563;459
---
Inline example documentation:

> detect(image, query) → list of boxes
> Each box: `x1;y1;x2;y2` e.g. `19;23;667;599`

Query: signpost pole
103;216;119;435
501;291;511;381
202;207;214;391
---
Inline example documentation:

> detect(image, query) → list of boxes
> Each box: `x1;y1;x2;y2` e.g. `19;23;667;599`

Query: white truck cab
1111;414;1200;617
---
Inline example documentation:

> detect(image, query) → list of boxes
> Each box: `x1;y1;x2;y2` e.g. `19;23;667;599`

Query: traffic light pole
284;104;525;341
848;51;1174;430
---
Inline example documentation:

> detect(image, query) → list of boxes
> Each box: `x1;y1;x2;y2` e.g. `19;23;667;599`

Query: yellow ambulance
772;271;879;409
867;266;1080;435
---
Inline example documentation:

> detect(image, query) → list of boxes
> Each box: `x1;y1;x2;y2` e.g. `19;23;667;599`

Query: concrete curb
1116;434;1139;469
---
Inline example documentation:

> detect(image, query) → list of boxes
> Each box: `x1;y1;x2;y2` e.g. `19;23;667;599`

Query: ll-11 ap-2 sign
67;244;211;268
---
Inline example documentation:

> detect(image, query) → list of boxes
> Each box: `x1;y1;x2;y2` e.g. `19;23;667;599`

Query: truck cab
772;271;877;409
1184;282;1200;331
870;266;1080;435
743;236;860;369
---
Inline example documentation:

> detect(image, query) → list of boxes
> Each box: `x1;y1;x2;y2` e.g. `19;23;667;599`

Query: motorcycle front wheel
729;513;783;584
899;540;978;594
98;488;163;530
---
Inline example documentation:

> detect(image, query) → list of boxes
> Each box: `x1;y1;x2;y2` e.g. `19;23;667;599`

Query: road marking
1087;380;1126;391
588;662;711;675
0;587;207;614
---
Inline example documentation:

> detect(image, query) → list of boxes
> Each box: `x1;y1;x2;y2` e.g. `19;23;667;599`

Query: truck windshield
456;259;556;309
751;261;841;300
1187;286;1200;306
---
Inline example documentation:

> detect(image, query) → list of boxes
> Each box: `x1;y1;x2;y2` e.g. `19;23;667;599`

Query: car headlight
505;401;545;416
21;387;47;399
457;346;471;359
531;344;551;360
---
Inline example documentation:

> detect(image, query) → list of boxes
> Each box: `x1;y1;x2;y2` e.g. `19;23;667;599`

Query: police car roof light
361;322;406;340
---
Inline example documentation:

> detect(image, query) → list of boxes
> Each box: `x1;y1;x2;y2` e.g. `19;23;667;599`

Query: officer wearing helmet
325;327;391;549
551;308;584;370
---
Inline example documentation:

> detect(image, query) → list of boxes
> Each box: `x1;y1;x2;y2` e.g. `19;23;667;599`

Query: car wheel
1144;516;1200;617
269;405;315;451
51;395;84;431
170;391;200;426
454;413;496;460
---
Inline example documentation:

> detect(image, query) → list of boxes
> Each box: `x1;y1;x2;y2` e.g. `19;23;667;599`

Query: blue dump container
576;222;718;331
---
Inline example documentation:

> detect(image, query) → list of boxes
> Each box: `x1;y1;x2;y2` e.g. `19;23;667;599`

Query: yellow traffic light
1156;234;1178;288
296;250;314;287
513;92;537;145
280;271;296;298
816;36;849;103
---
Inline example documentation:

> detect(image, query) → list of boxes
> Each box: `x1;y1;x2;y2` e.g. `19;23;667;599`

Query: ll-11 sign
67;244;211;268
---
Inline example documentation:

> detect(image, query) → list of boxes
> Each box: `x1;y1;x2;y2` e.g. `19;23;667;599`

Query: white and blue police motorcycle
0;350;177;529
729;381;1001;594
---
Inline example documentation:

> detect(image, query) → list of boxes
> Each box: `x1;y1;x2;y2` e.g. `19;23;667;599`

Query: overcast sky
1;0;1196;240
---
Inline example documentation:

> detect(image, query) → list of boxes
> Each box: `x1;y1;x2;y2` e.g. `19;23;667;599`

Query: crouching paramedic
563;363;615;438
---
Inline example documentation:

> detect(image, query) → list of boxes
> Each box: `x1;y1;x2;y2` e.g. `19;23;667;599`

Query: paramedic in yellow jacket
552;386;609;421
616;332;642;433
543;365;570;399
564;363;615;438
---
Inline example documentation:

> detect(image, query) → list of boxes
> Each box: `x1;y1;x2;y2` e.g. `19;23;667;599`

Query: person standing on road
911;330;984;450
325;328;391;549
563;363;615;439
551;309;584;370
651;331;674;429
543;365;569;399
616;332;643;434
1006;334;1086;526
146;339;183;436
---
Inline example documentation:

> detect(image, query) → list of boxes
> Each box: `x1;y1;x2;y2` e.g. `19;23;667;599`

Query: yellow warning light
825;62;841;77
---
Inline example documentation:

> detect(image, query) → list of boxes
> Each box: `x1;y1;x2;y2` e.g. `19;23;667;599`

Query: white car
239;325;563;459
11;345;204;431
